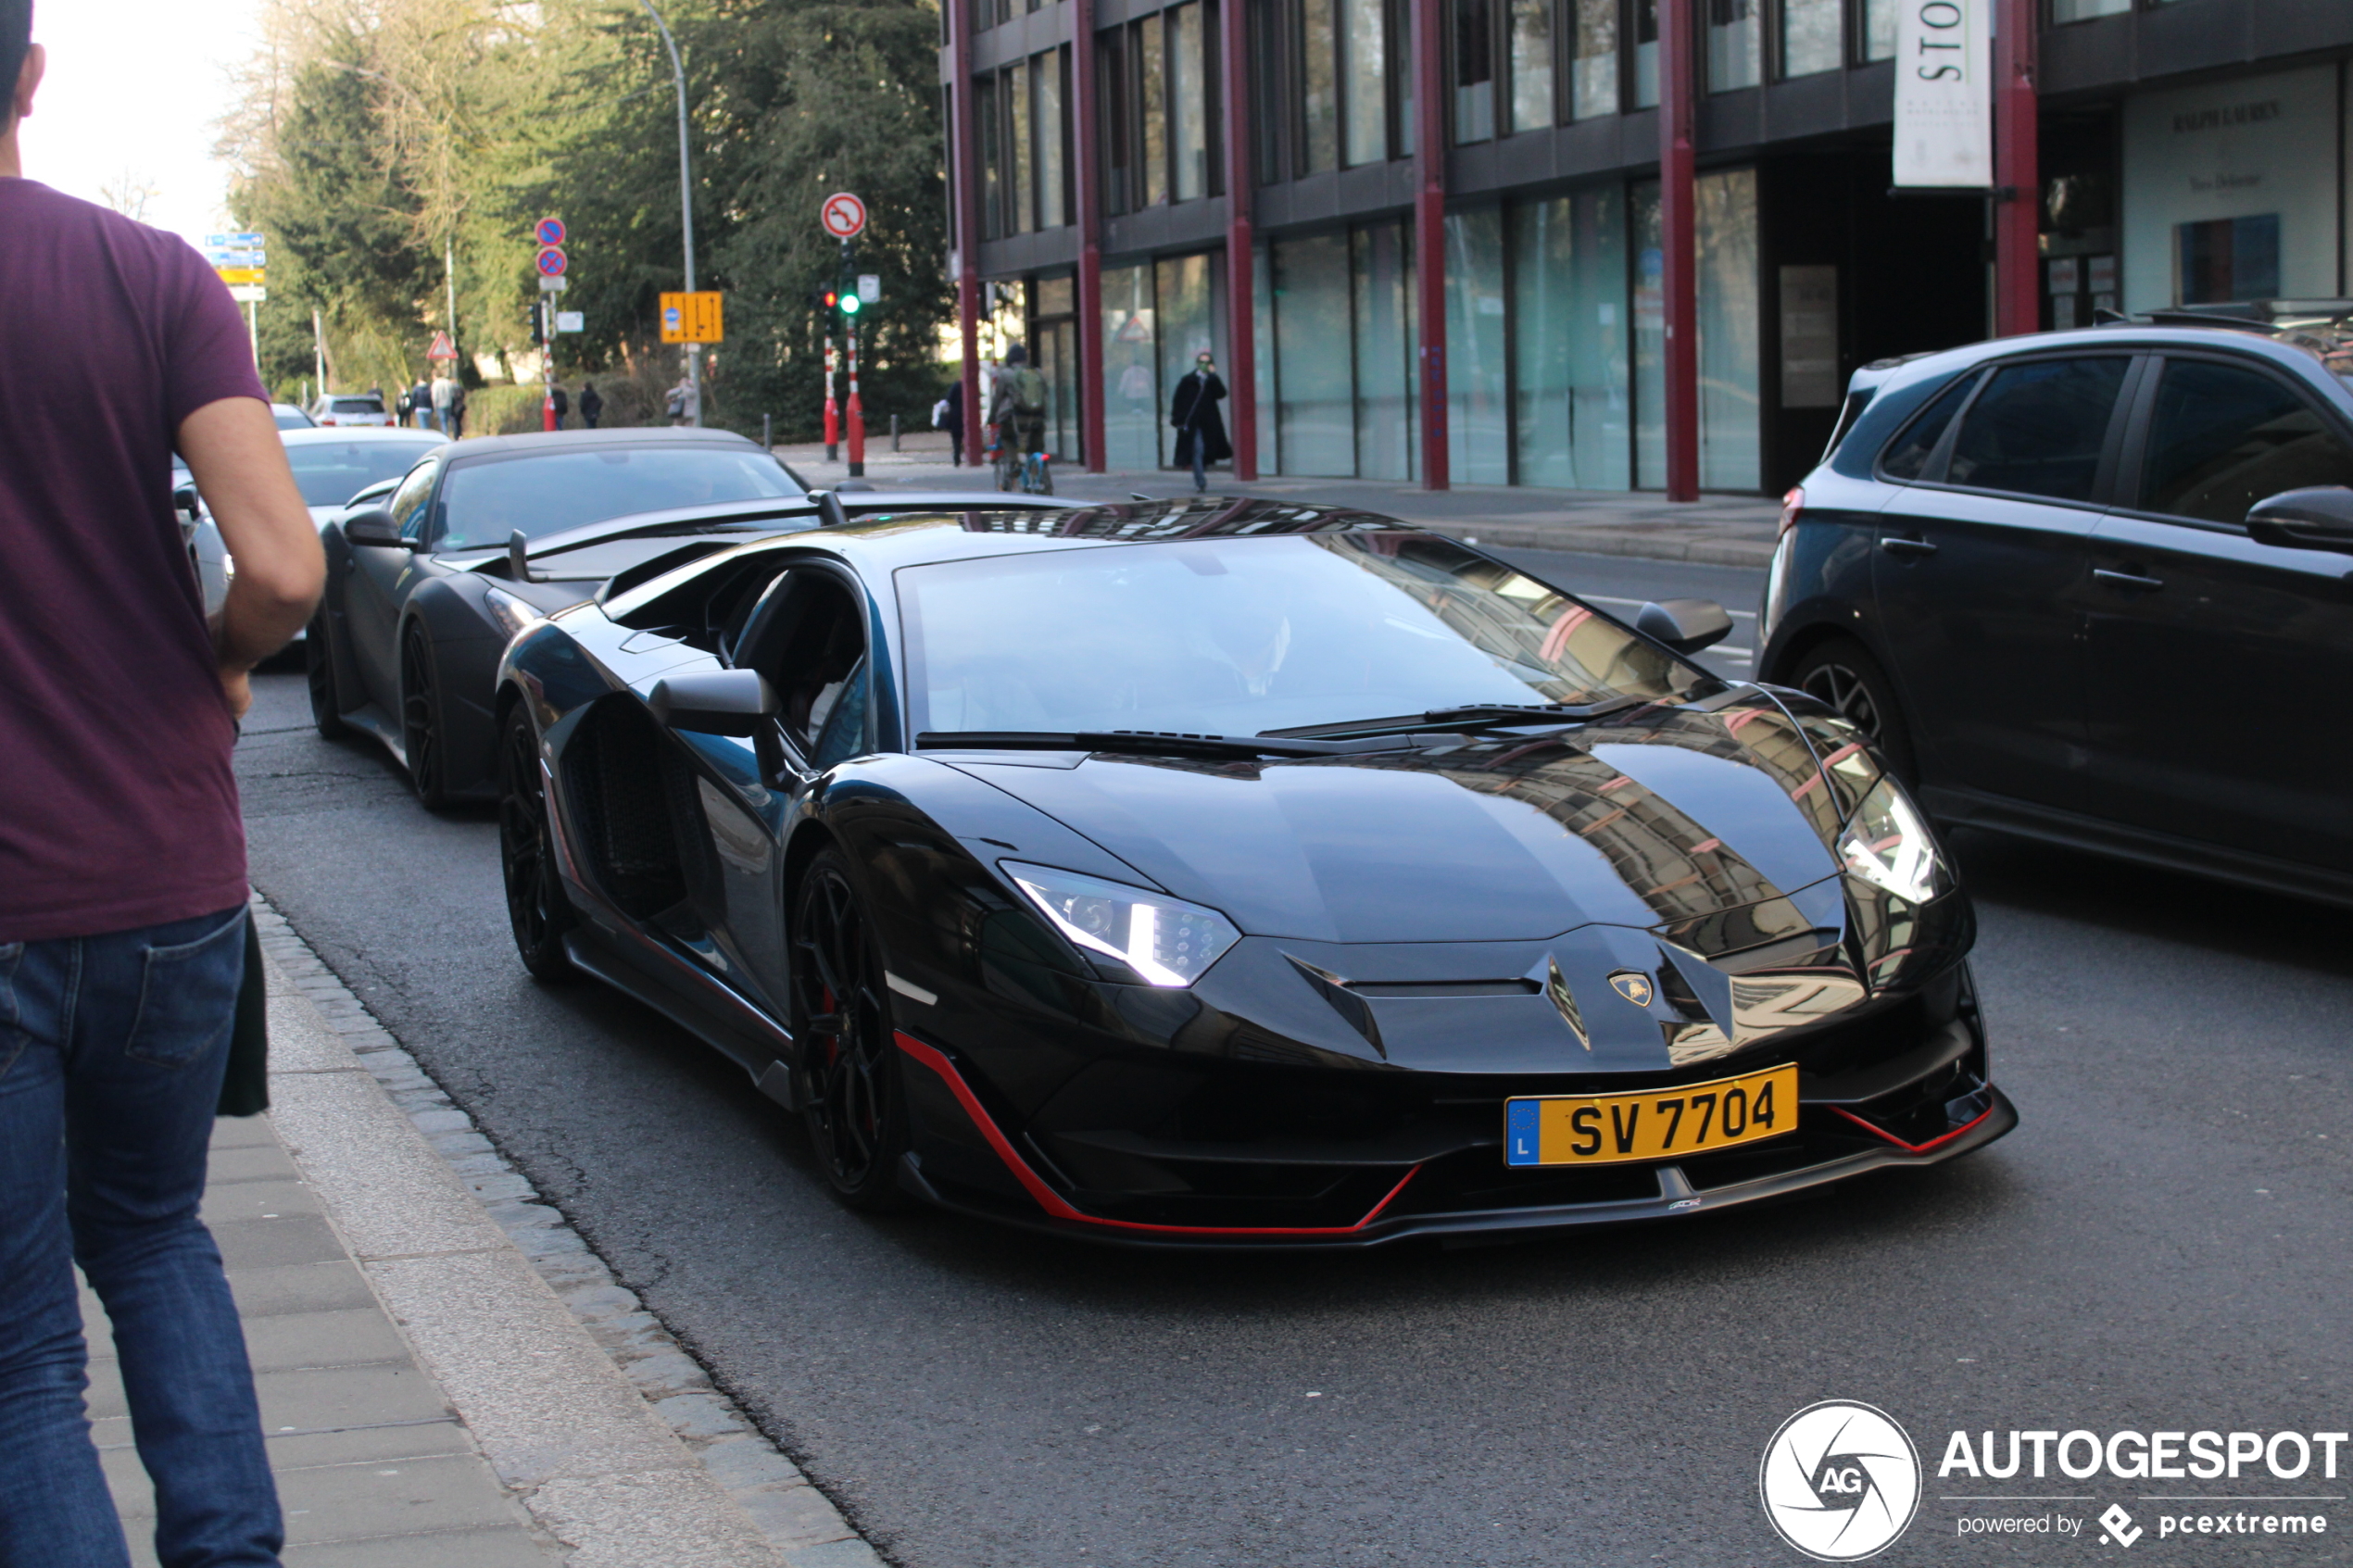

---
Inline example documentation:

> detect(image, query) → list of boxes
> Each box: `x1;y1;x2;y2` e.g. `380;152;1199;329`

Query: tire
306;611;351;739
790;848;912;1211
497;703;576;983
1787;636;1919;785
400;627;452;809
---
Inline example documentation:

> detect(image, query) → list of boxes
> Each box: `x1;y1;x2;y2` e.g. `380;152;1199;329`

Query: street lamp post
641;0;700;426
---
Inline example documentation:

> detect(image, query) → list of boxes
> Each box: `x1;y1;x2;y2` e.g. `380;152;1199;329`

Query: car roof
440;426;766;465
750;497;1414;573
1865;320;2350;403
280;426;448;447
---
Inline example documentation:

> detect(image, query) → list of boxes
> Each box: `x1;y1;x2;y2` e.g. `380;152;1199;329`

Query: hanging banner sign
1893;0;1992;188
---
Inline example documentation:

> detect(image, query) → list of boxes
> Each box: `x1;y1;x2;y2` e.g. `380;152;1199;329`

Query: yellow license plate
1504;1063;1798;1167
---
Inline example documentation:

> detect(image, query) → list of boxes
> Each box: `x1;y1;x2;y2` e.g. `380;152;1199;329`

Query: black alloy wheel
306;612;350;739
400;628;451;809
790;849;911;1210
497;704;575;983
1788;635;1918;785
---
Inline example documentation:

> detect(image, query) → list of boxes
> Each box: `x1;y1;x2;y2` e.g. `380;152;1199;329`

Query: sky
19;0;264;247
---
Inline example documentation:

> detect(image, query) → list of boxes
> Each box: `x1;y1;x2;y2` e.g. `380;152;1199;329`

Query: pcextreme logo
1760;1400;1924;1562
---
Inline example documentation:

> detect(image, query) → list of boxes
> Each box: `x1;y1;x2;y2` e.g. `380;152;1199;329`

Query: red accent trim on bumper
894;1031;1422;1237
1828;1103;1996;1156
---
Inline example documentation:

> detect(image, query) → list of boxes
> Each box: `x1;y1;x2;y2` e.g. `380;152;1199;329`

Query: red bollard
845;323;864;478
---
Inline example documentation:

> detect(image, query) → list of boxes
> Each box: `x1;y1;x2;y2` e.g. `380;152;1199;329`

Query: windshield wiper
914;729;1421;759
1267;695;1645;740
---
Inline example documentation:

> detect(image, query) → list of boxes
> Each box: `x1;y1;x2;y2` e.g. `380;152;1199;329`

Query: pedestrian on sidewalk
0;11;325;1564
668;372;699;427
549;383;570;430
409;375;434;431
578;380;602;430
447;379;466;440
937;376;963;466
1170;352;1229;494
431;371;455;434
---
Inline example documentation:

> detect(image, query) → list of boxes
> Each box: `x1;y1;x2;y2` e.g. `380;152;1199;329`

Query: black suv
1760;305;2353;907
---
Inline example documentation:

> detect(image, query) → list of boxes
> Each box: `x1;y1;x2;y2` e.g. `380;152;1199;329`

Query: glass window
1568;0;1617;119
1170;4;1209;202
1946;358;2130;502
1445;207;1508;485
1513;188;1629;491
1780;0;1839;78
977;74;1003;240
1156;253;1216;417
1036;52;1067;229
1454;0;1495;144
1398;0;1416;156
387;461;439;540
1101;32;1132;216
1353;222;1417;481
1343;0;1388;166
1139;18;1168;206
2051;0;2130;19
899;534;1708;740
1508;0;1552;133
1301;0;1340;171
1706;0;1759;93
436;449;798;551
2141;359;2353;525
1008;62;1033;233
1697;168;1759;491
1632;0;1657;108
1861;0;1896;61
2177;216;2281;305
286;441;446;508
1878;373;1977;482
1253;242;1279;469
1632;180;1665;485
1274;233;1355;475
1102;265;1161;469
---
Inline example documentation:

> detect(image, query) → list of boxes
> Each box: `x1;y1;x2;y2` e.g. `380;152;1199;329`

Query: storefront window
1780;0;1840;79
1170;5;1209;202
1353;222;1417;481
1101;264;1160;470
1253;243;1279;468
1569;0;1617;119
1155;253;1218;420
1445;208;1508;485
1509;0;1553;133
1697;168;1760;491
1513;188;1630;491
1275;233;1355;475
1454;0;1495;144
1706;0;1760;93
1343;0;1389;166
1632;181;1665;485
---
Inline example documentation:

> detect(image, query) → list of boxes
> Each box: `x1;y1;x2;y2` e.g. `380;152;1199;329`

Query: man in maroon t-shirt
0;6;326;1563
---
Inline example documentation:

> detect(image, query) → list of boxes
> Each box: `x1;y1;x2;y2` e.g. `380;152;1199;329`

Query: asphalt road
235;549;2350;1567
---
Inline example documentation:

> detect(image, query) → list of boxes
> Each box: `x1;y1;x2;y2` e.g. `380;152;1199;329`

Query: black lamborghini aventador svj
493;498;2013;1248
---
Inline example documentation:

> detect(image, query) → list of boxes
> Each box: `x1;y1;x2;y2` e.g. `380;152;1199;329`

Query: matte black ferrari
494;499;2014;1248
306;425;1073;806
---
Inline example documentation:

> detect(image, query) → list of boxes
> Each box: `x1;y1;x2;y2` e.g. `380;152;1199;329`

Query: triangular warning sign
1113;311;1153;343
427;331;457;360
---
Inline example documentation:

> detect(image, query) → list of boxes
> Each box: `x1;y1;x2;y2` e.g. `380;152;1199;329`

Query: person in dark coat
548;384;569;429
1170;352;1230;492
941;376;965;467
578;382;602;429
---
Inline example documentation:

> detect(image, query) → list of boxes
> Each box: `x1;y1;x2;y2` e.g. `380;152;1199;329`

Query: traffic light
820;287;838;312
838;289;861;318
530;303;545;346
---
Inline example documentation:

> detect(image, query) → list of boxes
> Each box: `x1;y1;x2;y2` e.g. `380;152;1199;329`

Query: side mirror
649;670;778;736
173;483;203;521
1634;597;1734;655
2246;487;2353;554
343;506;412;548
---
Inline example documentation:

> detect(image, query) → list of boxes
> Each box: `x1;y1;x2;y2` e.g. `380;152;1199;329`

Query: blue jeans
0;907;283;1568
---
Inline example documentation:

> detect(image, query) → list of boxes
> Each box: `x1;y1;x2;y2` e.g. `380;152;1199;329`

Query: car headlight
1837;776;1949;905
484;585;547;641
1001;861;1240;987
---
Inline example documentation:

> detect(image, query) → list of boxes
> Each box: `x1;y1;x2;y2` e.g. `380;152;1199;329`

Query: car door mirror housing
2246;487;2353;554
173;483;202;521
1634;597;1734;655
649;671;779;736
343;507;412;548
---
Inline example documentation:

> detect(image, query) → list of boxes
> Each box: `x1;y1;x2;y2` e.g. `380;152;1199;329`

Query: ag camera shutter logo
1760;1400;1922;1561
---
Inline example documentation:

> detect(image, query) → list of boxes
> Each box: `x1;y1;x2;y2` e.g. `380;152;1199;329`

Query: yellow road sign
217;267;265;286
660;291;724;345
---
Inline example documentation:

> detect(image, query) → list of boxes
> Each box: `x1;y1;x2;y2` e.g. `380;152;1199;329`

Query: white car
309;392;394;428
271;402;317;430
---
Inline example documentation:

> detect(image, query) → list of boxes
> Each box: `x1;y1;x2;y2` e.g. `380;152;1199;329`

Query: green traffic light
840;293;861;315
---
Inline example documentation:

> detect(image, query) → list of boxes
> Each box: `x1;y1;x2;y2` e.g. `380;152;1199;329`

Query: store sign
1893;0;1991;189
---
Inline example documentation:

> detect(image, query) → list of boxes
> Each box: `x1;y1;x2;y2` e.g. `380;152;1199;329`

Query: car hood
945;696;1848;945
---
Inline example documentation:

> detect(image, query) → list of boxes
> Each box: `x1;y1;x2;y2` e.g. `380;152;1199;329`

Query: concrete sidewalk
83;901;880;1567
774;430;1780;568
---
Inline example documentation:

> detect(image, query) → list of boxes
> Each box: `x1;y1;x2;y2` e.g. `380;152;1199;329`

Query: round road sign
536;217;566;246
535;245;567;277
662;305;682;331
821;192;867;241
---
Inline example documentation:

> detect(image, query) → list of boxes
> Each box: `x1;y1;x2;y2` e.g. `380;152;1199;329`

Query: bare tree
97;168;162;223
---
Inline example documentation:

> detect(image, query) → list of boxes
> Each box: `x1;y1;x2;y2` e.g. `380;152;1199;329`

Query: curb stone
248;896;887;1568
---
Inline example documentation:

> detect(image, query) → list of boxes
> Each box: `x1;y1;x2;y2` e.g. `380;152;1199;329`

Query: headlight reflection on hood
1002;861;1240;987
1837;776;1949;904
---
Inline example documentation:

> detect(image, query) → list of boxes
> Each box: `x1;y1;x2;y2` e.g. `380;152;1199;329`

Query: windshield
285;440;443;508
273;407;314;430
328;398;384;415
435;446;802;549
898;533;1710;737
